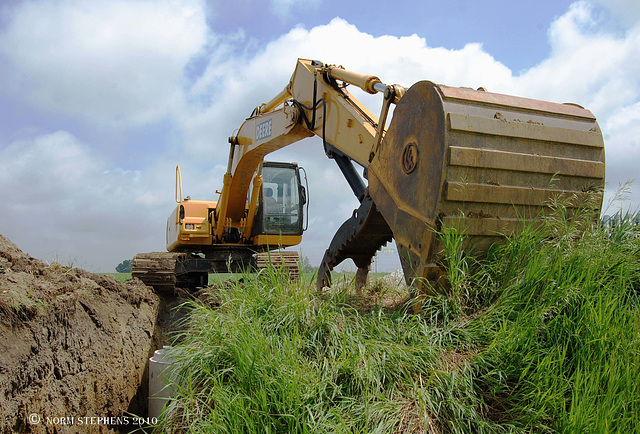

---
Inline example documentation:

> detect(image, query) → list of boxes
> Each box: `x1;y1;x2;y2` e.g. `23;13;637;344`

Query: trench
0;233;193;433
120;292;190;431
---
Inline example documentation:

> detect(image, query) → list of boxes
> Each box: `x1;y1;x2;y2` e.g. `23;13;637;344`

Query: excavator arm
220;59;391;223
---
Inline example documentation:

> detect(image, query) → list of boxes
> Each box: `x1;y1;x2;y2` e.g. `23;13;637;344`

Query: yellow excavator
132;58;605;292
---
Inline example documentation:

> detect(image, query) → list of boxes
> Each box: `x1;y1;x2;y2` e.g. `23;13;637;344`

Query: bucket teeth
317;195;393;291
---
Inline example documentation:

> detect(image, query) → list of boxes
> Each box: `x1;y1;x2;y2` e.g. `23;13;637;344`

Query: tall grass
470;198;640;432
157;198;640;433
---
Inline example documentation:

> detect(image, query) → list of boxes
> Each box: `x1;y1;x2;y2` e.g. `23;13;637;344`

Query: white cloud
509;2;640;116
0;0;208;125
0;131;175;270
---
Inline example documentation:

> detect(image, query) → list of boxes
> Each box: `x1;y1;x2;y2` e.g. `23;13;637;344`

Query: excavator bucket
361;81;605;291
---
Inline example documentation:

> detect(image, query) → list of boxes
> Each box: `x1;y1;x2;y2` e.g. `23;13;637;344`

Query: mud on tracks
0;235;166;433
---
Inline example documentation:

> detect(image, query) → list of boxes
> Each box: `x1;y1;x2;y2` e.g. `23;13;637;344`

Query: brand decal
256;119;272;141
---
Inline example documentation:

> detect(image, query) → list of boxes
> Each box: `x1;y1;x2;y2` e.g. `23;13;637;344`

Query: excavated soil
0;234;177;433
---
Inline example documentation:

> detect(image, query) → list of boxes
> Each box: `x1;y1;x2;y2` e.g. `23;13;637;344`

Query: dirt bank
0;235;162;433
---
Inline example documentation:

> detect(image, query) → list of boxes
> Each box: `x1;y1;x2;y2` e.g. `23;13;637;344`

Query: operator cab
255;161;307;236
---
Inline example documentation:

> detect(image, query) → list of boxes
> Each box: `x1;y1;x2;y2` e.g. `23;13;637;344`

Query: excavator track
317;194;394;290
133;250;300;292
132;252;208;293
255;251;300;280
132;252;184;293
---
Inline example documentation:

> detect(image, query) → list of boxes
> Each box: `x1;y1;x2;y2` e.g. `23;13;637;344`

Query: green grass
107;272;132;282
208;273;246;285
152;198;640;433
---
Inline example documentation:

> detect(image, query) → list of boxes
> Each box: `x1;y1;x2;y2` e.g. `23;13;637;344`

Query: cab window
261;164;302;235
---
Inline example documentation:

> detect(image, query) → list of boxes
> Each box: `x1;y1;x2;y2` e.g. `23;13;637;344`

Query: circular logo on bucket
402;142;418;174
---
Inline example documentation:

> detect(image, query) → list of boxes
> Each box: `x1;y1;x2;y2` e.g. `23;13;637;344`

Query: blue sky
208;0;575;72
0;0;638;272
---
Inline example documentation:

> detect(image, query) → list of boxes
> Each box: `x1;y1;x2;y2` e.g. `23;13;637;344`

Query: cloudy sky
0;0;638;272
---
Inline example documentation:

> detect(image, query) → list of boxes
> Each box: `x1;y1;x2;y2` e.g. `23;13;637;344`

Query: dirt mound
0;235;161;433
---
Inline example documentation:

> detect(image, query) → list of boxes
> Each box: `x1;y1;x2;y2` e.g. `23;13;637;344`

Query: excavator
132;58;605;293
